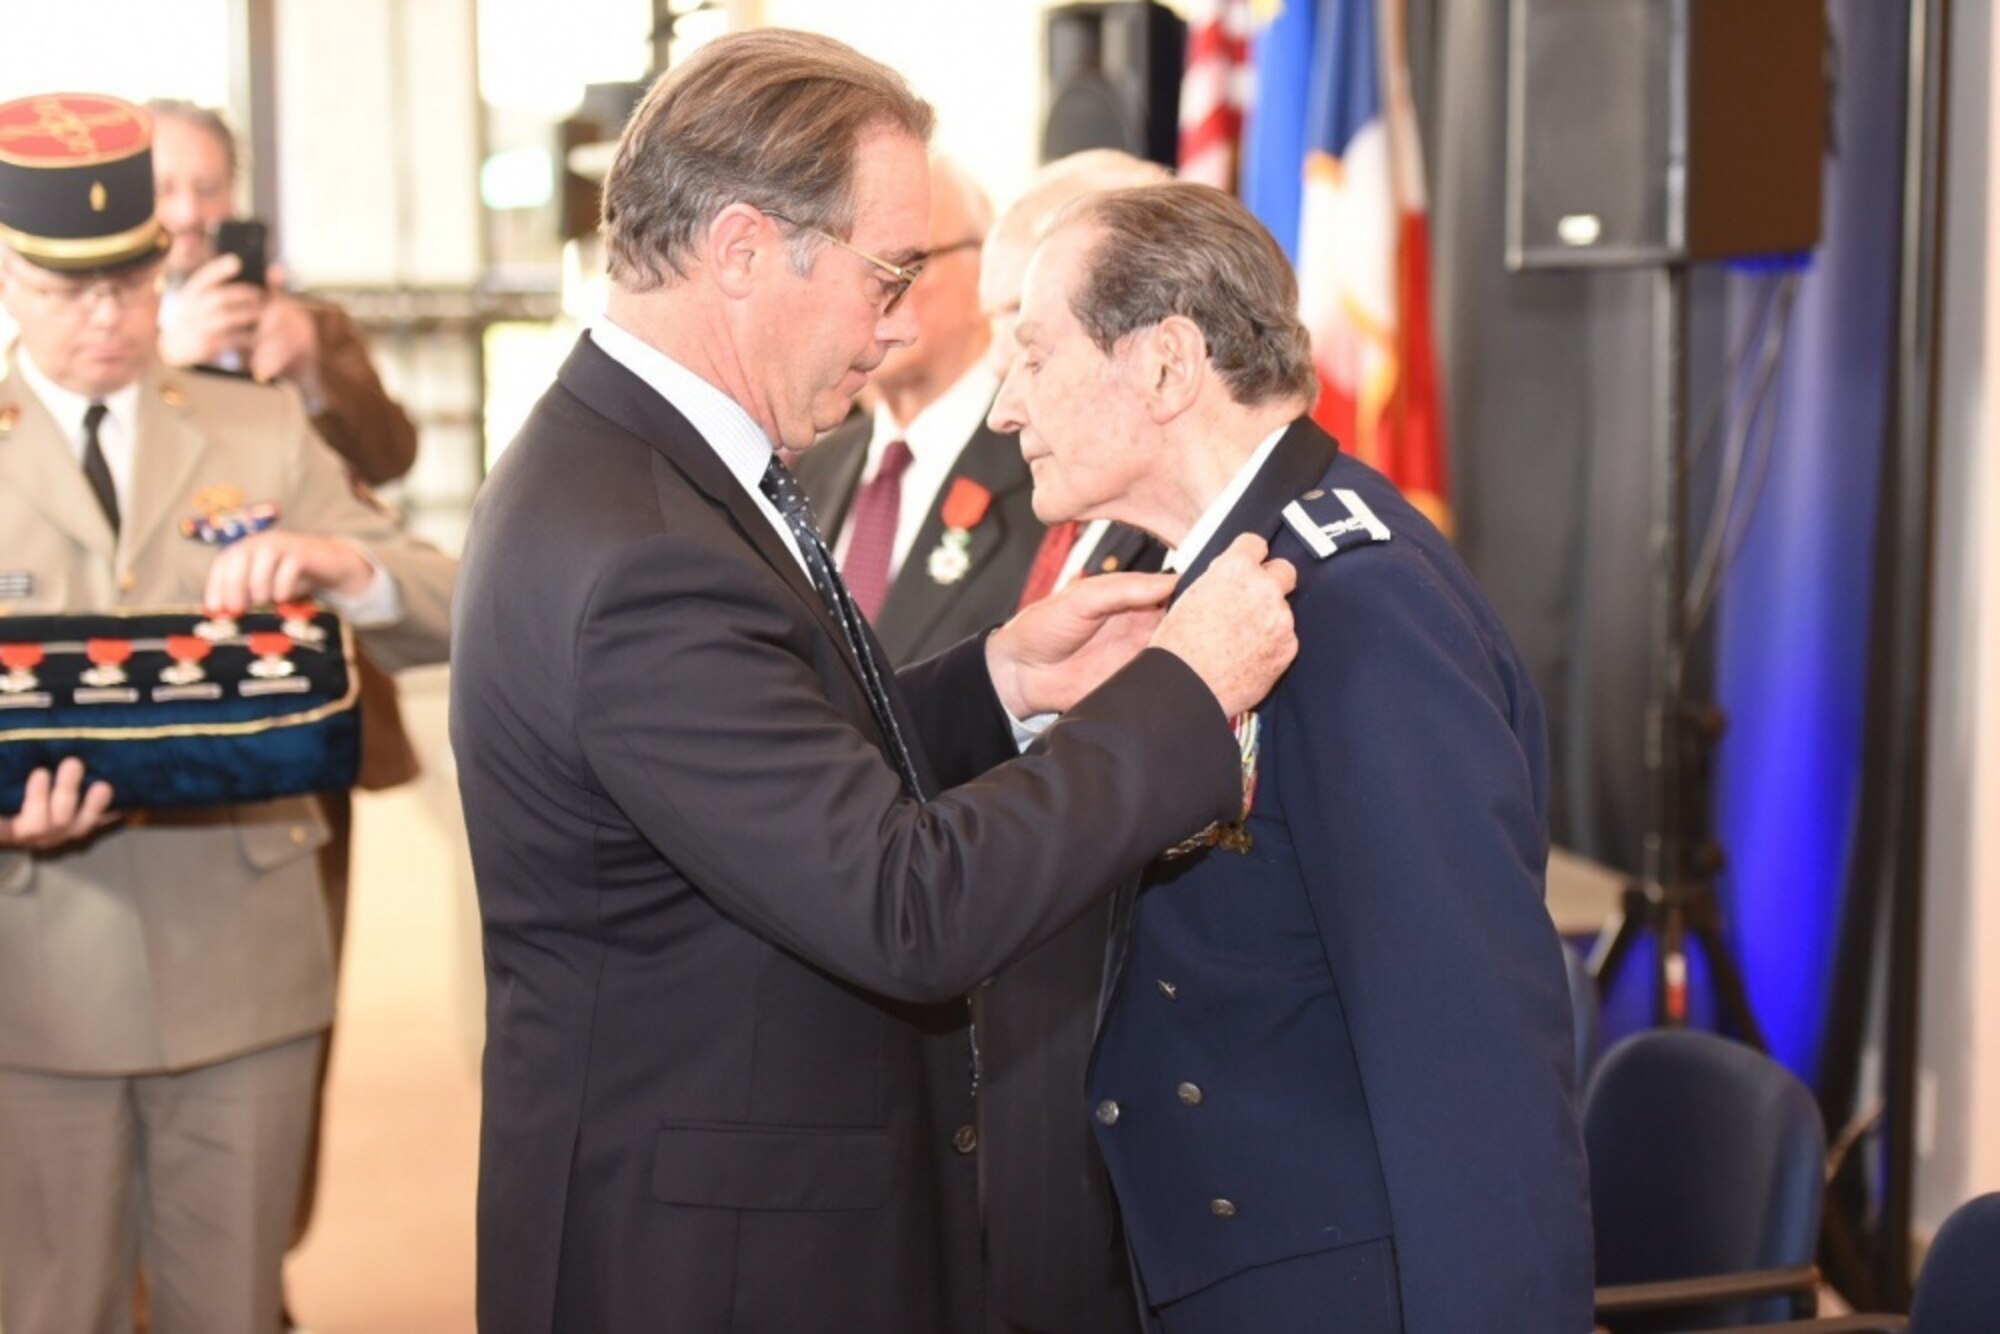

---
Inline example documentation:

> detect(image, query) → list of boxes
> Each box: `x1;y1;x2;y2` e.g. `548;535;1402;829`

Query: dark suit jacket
451;334;1243;1334
798;406;1048;1330
794;408;1044;667
1090;420;1595;1331
801;411;1164;1332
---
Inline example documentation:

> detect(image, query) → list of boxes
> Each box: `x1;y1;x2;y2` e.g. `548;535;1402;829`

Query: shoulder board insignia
1281;488;1392;560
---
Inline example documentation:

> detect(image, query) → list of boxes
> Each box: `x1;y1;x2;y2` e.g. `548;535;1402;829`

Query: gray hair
990;148;1168;259
144;98;241;180
1058;182;1318;409
601;29;935;290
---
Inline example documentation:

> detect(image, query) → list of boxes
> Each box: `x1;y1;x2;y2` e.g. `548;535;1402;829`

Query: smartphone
212;218;268;287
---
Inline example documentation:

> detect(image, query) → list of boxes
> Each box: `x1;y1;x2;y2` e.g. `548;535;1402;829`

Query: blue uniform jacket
1088;419;1595;1330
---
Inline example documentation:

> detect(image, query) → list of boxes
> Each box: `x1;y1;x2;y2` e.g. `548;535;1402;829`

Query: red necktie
1016;520;1082;610
840;439;914;623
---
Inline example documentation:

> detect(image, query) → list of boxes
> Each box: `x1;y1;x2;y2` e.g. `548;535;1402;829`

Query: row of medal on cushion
0;602;329;700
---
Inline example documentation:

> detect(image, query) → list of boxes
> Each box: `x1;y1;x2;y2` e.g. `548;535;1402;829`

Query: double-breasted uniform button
1177;1081;1204;1106
1095;1099;1121;1126
953;1124;978;1154
117;570;137;593
1210;1198;1237;1218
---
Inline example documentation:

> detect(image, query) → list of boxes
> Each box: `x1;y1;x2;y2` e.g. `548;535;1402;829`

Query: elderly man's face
152;115;234;281
977;231;1030;378
986;223;1157;527
0;255;162;398
752;128;929;451
868;163;987;409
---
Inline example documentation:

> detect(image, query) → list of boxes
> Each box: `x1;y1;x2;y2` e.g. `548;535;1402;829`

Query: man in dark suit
988;182;1594;1331
450;32;1300;1334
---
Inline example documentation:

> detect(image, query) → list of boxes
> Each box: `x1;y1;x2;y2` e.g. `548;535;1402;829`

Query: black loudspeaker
1041;2;1186;169
1505;0;1827;270
558;81;647;242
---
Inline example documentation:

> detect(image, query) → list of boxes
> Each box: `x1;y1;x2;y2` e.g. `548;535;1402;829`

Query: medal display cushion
0;606;359;813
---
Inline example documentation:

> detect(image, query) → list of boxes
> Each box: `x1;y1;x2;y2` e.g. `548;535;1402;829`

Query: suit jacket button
1210;1198;1237;1218
953;1124;978;1154
1177;1081;1204;1106
1095;1099;1121;1126
1156;979;1178;1001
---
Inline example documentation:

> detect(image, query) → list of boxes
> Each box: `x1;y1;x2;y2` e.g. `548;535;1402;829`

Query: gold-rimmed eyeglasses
5;259;164;314
764;210;925;316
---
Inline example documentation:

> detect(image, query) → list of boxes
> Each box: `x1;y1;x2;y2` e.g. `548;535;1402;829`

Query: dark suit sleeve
895;636;1016;789
303;300;419;486
1277;554;1595;1331
573;533;1240;1004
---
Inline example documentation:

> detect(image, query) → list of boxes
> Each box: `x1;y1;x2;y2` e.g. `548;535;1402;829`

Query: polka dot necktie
760;455;923;799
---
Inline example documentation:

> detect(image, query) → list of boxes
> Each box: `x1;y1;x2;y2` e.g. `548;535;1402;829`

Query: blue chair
1907;1192;2000;1331
1587;1029;1827;1331
1704;1192;2000;1333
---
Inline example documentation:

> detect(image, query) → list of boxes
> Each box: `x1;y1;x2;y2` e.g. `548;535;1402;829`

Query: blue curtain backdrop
1714;0;1908;1084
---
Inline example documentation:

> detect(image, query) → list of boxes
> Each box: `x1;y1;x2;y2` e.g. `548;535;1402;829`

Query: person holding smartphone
147;98;417;488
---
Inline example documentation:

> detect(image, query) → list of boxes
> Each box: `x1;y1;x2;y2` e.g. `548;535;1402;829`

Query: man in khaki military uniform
0;93;453;1334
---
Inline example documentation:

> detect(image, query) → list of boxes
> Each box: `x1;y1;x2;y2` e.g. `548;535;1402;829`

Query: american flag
1176;0;1255;191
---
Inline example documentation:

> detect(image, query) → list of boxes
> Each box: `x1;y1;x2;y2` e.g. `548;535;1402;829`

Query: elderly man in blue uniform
988;182;1593;1331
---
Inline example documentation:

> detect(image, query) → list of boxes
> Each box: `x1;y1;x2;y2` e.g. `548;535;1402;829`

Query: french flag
1253;0;1451;533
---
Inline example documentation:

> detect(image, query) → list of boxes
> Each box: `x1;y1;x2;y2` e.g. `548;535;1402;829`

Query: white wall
1913;0;2000;1241
0;1;231;105
275;0;483;287
751;0;1049;217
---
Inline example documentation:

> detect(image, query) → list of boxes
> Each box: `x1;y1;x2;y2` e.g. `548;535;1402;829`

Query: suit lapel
795;412;868;536
876;421;1030;658
0;351;117;562
120;365;208;565
1170;419;1337;602
553;335;898;736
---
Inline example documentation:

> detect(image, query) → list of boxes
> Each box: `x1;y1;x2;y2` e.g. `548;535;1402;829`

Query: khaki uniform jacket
0;350;453;1075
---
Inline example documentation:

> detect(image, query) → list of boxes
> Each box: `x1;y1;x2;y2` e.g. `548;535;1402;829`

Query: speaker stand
1587;264;1766;1049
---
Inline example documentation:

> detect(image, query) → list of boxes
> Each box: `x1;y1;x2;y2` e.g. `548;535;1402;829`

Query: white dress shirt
589;314;809;576
17;351;139;508
19;349;404;624
830;363;1000;577
1161;425;1290;574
